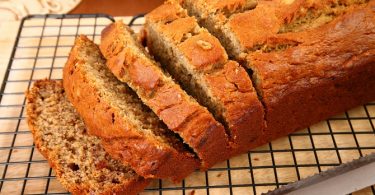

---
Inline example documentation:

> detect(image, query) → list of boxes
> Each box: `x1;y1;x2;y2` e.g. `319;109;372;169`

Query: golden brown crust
146;1;265;155
247;2;375;140
26;80;150;195
147;1;187;22
183;0;257;16
227;0;369;55
63;35;199;181
228;0;281;54
184;0;368;59
101;137;196;179
208;0;256;12
100;21;231;169
101;137;198;180
161;17;198;43
178;32;228;72
204;61;265;152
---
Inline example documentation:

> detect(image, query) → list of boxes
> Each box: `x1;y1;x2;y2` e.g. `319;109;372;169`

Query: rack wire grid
0;14;375;195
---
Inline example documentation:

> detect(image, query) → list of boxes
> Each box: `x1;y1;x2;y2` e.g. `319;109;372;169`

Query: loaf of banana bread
182;0;375;140
26;80;150;195
100;21;230;169
26;0;375;188
247;1;375;140
63;35;199;182
145;1;265;156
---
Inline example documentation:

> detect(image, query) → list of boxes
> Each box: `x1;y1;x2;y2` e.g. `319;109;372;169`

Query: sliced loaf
26;80;150;195
100;21;230;169
246;2;375;140
63;35;199;182
145;1;265;155
184;0;375;140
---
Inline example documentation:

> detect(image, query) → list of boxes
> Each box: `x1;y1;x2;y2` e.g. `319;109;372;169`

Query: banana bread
247;1;375;140
145;1;265;155
63;35;199;182
100;21;230;169
183;0;375;141
26;80;150;195
26;0;375;188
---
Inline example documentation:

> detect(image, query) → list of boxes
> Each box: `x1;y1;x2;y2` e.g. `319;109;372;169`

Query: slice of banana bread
100;21;230;169
63;35;199;182
26;80;150;195
145;1;265;155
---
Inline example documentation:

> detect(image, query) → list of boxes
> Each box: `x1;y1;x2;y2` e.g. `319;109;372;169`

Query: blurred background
0;0;164;93
0;0;164;21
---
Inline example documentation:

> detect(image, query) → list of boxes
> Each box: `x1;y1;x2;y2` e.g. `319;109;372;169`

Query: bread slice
145;1;265;155
100;21;230;169
26;80;150;195
63;35;199;182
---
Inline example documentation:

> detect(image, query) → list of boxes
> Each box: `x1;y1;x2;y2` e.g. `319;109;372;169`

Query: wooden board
0;16;374;195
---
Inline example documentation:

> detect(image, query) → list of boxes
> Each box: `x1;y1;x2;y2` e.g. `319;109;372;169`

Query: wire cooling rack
0;14;375;195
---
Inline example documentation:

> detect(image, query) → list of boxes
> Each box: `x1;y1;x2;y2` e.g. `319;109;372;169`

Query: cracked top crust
228;0;369;54
248;1;375;101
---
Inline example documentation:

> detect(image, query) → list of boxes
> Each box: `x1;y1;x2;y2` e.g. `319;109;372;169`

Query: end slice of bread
26;80;150;195
63;35;199;182
100;21;230;169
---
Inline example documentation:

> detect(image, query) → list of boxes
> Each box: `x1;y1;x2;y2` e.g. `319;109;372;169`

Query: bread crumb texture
26;80;148;194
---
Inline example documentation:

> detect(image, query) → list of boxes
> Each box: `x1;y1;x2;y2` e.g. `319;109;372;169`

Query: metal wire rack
0;14;374;195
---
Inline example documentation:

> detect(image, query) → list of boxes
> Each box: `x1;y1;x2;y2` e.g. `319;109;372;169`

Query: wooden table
70;0;164;16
